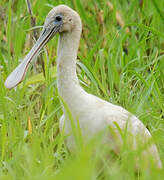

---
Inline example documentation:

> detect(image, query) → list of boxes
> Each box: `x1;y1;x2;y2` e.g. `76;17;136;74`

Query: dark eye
55;15;62;22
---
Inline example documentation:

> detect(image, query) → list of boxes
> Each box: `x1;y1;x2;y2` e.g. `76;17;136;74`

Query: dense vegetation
0;0;164;179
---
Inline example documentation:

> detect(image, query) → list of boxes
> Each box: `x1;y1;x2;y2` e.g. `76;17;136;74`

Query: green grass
0;0;164;179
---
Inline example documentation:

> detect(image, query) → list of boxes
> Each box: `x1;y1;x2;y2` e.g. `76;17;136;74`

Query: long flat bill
5;25;59;89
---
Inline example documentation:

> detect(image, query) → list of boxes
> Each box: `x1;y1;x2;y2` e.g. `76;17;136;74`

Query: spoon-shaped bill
5;25;60;89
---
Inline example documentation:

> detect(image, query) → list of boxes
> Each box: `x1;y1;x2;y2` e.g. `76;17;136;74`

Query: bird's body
5;5;162;169
56;24;149;149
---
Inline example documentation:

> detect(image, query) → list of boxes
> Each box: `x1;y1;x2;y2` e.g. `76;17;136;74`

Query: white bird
5;5;162;169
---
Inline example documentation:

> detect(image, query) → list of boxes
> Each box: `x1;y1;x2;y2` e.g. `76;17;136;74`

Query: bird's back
60;92;162;169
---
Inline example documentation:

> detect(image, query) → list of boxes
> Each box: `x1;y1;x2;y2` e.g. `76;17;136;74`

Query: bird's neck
57;29;85;109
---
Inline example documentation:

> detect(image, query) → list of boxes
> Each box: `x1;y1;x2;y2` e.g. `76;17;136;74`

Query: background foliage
0;0;164;179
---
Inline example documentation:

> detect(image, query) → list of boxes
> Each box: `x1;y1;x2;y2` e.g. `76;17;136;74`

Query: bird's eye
55;15;62;22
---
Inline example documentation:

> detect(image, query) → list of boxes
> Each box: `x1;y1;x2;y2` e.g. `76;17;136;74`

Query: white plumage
5;5;162;169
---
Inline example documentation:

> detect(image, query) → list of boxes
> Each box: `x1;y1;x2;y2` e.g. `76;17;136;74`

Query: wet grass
0;0;164;179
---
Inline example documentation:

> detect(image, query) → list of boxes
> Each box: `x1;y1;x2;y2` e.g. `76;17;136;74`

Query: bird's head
44;5;82;34
5;5;81;89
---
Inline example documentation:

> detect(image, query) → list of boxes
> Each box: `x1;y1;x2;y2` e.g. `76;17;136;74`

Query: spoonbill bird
5;5;162;168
